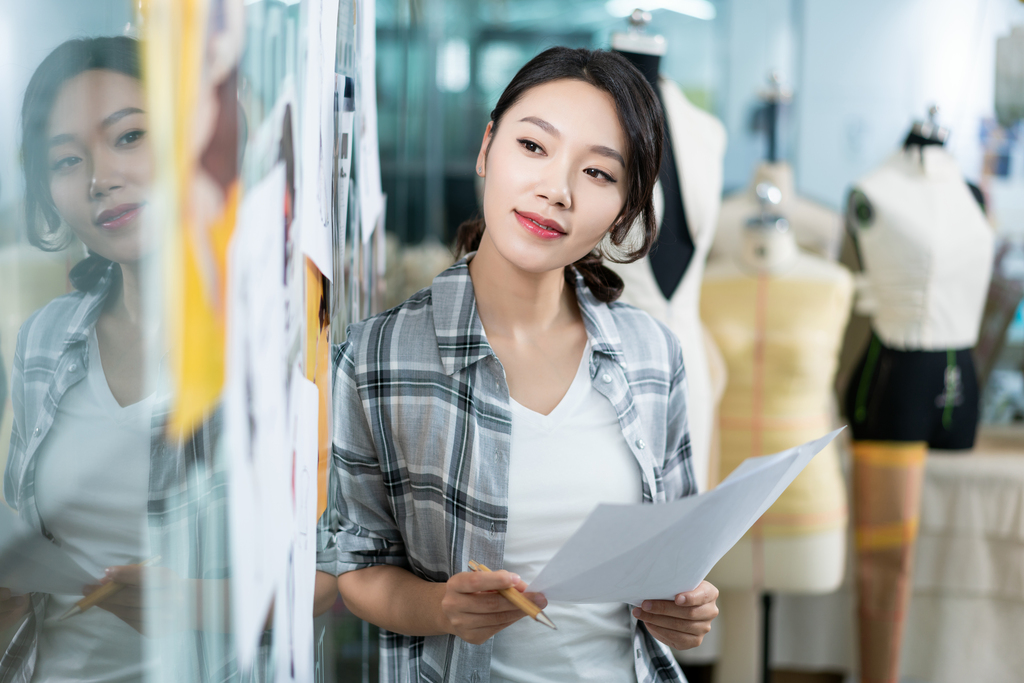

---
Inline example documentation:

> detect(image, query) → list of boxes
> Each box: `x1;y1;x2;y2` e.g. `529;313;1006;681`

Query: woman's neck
467;233;579;339
103;260;149;329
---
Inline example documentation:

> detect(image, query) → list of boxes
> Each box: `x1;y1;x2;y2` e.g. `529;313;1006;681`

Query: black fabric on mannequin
616;49;694;299
844;333;979;449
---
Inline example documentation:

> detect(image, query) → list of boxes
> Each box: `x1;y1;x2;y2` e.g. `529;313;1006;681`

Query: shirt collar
430;256;626;376
62;263;117;348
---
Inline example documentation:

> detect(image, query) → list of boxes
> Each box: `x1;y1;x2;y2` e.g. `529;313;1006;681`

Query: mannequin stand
761;594;772;683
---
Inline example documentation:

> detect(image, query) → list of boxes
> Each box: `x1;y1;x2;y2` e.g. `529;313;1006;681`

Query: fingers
0;593;28;615
97;602;145;633
450;570;519;595
645;622;705;651
522;591;548;610
675;580;719;607
632;606;713;634
633;599;719;622
104;565;143;586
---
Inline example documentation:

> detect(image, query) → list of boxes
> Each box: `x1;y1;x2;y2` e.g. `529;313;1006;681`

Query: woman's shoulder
336;285;441;368
15;289;93;354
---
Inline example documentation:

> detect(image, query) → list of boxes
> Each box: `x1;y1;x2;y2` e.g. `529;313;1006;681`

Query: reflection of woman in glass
318;48;719;682
0;37;155;680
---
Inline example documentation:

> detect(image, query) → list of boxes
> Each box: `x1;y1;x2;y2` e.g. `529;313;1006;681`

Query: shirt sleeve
661;335;697;501
316;340;409;576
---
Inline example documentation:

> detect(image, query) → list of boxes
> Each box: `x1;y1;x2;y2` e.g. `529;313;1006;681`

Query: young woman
0;36;155;682
316;47;719;682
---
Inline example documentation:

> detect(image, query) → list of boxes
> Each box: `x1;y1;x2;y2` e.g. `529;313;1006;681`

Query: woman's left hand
632;580;720;650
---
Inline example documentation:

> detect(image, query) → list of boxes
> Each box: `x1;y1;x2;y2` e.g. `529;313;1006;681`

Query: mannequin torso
845;145;993;448
701;227;851;592
712;162;843;263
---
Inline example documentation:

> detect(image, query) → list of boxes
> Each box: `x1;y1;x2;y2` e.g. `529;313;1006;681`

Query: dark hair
21;36;140;291
454;47;664;303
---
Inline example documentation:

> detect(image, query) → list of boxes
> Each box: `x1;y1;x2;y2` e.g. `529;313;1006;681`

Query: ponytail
69;253;119;292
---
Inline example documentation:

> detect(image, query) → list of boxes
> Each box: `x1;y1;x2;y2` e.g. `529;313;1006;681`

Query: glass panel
0;3;159;680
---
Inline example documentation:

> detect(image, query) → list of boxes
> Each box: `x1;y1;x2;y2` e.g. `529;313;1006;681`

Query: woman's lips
95;203;143;230
514;211;565;240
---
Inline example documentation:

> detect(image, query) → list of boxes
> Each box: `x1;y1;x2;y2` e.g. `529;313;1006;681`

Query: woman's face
476;78;629;274
47;69;153;265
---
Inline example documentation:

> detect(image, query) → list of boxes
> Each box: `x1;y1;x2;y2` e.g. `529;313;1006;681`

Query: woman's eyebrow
520;116;559;137
519;116;624;166
591;145;625;167
101;107;145;129
48;133;76;147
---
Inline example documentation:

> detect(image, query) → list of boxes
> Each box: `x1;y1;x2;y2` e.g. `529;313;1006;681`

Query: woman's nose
89;149;124;199
537;169;572;209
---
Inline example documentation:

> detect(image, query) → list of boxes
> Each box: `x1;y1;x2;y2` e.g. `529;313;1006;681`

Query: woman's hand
440;570;547;645
0;588;31;632
85;564;187;634
632;580;719;650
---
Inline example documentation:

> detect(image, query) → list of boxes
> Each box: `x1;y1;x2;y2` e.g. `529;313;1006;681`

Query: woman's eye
51;155;81;171
585;168;616;183
118;129;146;145
518;139;543;154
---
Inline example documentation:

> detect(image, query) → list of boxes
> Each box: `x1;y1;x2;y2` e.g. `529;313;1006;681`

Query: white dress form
711;162;843;263
607;79;727;493
702;227;851;683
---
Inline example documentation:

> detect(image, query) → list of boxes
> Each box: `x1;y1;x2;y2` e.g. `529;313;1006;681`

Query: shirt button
489;522;496;532
636;648;642;657
33;428;41;436
636;439;646;450
69;363;78;372
602;373;612;383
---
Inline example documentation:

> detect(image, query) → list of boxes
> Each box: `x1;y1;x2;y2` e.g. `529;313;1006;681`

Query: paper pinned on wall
0;504;95;595
332;74;355;308
300;0;340;279
226;164;294;669
273;370;319;683
357;0;384;243
529;429;844;606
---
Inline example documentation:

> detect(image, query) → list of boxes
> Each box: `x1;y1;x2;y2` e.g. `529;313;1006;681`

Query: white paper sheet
356;0;384;243
529;429;844;606
300;0;340;279
226;164;294;669
273;371;319;682
0;504;95;595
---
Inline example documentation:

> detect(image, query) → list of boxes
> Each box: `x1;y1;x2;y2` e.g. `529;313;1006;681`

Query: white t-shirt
32;329;152;683
490;341;642;683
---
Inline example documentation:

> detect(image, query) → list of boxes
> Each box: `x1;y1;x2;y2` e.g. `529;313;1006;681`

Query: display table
771;430;1024;683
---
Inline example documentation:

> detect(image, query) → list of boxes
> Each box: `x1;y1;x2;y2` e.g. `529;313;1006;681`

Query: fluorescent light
437;39;470;93
605;0;717;21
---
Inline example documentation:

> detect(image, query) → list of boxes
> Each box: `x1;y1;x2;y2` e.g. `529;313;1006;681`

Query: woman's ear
475;121;494;177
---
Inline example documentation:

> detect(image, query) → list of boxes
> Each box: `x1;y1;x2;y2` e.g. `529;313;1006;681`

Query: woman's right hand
0;588;31;632
439;570;547;645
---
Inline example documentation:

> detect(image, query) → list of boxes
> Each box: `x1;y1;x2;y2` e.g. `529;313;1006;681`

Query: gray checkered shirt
1;266;264;683
317;258;696;683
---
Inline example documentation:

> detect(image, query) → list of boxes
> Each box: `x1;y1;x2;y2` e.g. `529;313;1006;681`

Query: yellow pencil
468;560;556;630
59;556;161;621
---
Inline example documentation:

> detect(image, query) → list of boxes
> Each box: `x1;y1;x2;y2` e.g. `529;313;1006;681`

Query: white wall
718;0;1024;210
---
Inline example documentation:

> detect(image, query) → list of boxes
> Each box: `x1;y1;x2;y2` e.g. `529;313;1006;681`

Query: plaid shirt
1;266;264;683
317;258;696;683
